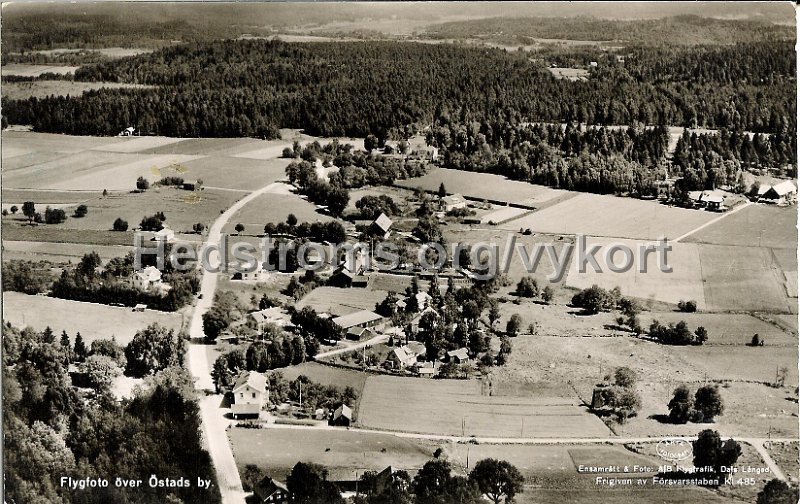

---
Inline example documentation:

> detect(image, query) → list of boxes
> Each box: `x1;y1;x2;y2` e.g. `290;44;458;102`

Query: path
674;201;752;242
187;181;282;504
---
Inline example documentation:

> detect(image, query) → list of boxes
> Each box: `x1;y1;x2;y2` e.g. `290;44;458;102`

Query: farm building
371;213;393;238
445;348;470;364
182;179;203;191
346;326;376;341
231;371;268;419
119;126;135;136
250;307;292;331
384;346;418;369
153;226;175;243
132;303;147;312
760;180;797;203
414;361;437;378
129;266;163;291
330;404;352;426
440;194;468;212
239;269;271;282
414;146;439;162
332;310;384;331
253;476;289;504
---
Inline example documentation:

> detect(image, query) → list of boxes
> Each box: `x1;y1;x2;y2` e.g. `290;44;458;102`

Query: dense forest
3;39;795;140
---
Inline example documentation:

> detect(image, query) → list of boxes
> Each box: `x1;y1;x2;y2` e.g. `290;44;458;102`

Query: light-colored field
280;362;368;394
1;223;135;246
358;375;611;438
2;292;184;345
521;488;734;504
646;312;796;346
1;80;152;100
2;189;98;204
502;193;718;240
478;206;530;224
547;67;590;81
566;238;706;309
699;244;794;313
765;441;799;482
296;286;388;317
2;240;132;262
222;189;333;234
177;156;290;190
682;204;797;249
1;64;80;76
397;168;566;207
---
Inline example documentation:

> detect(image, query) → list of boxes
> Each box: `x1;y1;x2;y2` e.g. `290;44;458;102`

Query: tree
668;384;694;424
235;223;245;234
124;323;185;377
83;355;121;391
22;201;36;224
694;326;708;345
326;186;350;217
614;367;636;388
10;205;18;214
692;429;742;481
74;204;88;218
286;462;344;504
287;213;298;227
364;134;378;152
113;217;129;231
571;285;614;314
136;176;150;191
515;276;539;298
694;384;724;422
506;314;522;336
468;458;524;504
751;334;762;346
202;309;230;341
757;479;799;504
193;222;205;234
73;332;88;362
211;356;233;393
437;182;447;198
541;285;554;304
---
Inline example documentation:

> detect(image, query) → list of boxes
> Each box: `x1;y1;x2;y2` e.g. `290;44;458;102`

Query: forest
2;38;795;140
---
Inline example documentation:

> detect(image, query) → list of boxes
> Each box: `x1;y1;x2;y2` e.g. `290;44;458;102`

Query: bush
113;217;129;231
73;204;88;218
678;299;697;312
44;207;67;224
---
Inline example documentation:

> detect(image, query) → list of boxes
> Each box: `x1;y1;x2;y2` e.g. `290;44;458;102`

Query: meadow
1;80;151;100
682;202;796;249
295;286;388;317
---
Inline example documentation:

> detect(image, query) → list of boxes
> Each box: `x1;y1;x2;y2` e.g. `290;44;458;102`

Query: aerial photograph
1;2;797;503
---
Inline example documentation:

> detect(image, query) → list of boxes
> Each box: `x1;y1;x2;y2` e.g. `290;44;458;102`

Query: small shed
330;404;353;426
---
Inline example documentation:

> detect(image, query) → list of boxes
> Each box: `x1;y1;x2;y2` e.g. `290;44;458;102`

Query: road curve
187;181;282;504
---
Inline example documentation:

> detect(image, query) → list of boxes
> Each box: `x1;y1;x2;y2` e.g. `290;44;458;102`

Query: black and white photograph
1;2;798;503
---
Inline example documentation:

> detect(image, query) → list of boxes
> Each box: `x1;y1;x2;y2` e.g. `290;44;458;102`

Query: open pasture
222;189;333;234
502;193;718;241
646;312;796;346
1;64;80;76
547;67;589;81
396;168;566;207
1;80;151;100
177;156;290;190
1;223;135;246
280;362;368;395
699;244;794;313
2;240;133;263
682;204;796;249
565;238;706;309
295;286;388;317
2;292;184;346
358;375;611;438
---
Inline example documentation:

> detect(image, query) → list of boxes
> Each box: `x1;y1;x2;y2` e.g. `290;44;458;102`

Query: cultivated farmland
1;292;184;346
295;286;388;317
681;204;796;249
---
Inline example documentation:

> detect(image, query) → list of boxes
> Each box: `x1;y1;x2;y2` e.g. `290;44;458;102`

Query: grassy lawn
683;204;797;249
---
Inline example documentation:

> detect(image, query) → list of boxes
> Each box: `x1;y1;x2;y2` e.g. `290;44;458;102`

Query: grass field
646;312;796;346
682;204;796;249
221;188;333;234
1;64;80;76
2;240;133;263
2;292;184;345
547;67;590;81
1;80;151;100
358;375;611;438
566;238;706;309
699;244;794;313
396;168;566;207
280;362;369;395
295;286;388;316
765;441;799;482
502;193;719;241
1;223;135;246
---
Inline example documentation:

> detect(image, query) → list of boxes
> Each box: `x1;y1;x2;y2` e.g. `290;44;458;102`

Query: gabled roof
441;194;466;205
373;213;393;232
332;310;383;329
254;476;288;499
771;180;797;196
232;371;267;393
447;348;470;360
333;404;352;419
388;346;416;364
250;307;287;323
134;266;162;282
347;326;373;337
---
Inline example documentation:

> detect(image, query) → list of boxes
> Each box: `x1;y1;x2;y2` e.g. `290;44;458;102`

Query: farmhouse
182;179;203;191
440;194;468;212
153;226;175;243
239;269;271;282
332;310;384;331
250;307;292;331
371;213;393;238
231;371;268;419
253;476;289;504
414;361;437;378
132;303;147;312
330;404;352;426
445;348;470;364
761;180;797;203
346;326;376;341
129;266;163;291
384;346;417;369
119;126;135;136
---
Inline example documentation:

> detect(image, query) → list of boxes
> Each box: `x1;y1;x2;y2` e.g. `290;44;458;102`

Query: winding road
187;181;282;504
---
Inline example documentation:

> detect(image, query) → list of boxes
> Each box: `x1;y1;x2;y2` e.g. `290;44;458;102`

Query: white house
153;226;175;243
250;307;292;332
129;266;163;291
231;371;268;419
384;346;418;369
440;194;468;212
119;126;135;136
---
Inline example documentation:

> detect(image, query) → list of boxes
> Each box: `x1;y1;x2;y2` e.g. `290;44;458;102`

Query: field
2;240;133;263
295;286;388;316
358;375;611;438
682;204;797;249
279;362;369;394
2;292;184;346
565;238;706;309
547;67;590;81
646;312;796;346
501;193;718;241
221;185;333;234
765;441;799;482
1;224;135;246
396;167;567;207
1;80;152;100
1;64;80;76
